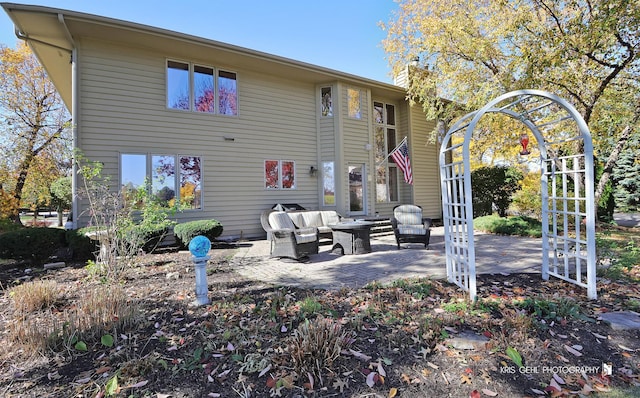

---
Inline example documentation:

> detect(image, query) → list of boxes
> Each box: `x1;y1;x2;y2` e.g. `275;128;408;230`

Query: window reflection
194;65;214;113
218;71;237;115
152;155;176;207
323;161;335;205
349;164;365;212
167;61;189;110
179;156;202;209
321;87;333;117
347;88;361;119
121;154;147;210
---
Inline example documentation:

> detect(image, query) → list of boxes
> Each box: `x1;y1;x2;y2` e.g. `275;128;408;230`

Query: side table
329;221;374;255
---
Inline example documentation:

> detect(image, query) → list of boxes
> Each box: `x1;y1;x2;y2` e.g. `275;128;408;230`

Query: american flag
390;139;413;185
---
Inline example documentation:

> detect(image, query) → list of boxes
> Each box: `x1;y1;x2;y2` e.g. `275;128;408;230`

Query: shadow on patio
230;227;544;290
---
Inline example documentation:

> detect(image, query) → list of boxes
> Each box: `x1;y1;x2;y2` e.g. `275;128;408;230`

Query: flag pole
375;136;408;168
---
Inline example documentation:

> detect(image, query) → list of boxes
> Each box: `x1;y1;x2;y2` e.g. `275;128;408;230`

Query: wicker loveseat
390;204;432;249
284;210;342;240
260;210;319;260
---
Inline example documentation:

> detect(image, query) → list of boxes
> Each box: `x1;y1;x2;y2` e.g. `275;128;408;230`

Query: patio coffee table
329;221;375;255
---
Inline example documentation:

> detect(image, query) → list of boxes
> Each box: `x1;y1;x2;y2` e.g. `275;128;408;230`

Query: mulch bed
0;242;639;397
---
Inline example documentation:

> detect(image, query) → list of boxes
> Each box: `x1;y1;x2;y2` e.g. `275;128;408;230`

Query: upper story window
167;60;237;116
218;70;238;115
347;88;362;119
321;87;333;117
167;61;190;110
374;102;396;126
193;65;214;113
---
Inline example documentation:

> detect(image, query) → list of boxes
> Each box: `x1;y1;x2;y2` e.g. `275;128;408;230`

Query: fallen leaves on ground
0;242;639;397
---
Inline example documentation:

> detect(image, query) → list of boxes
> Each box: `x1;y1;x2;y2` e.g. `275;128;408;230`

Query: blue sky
0;0;399;84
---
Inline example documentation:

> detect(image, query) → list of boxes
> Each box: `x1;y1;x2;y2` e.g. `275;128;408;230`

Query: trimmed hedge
0;227;66;264
66;229;98;261
121;223;170;253
0;222;171;264
173;219;223;247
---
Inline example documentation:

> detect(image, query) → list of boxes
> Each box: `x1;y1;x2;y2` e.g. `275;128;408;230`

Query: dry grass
489;307;533;350
6;284;140;354
9;279;62;314
286;316;353;386
74;285;140;341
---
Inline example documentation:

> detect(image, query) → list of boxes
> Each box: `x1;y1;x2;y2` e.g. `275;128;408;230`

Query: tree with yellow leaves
383;0;640;206
0;43;71;224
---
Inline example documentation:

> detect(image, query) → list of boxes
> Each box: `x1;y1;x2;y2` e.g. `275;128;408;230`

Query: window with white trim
120;153;202;209
265;160;296;189
167;60;237;115
321;87;333;117
322;161;335;205
347;88;362;119
374;101;398;202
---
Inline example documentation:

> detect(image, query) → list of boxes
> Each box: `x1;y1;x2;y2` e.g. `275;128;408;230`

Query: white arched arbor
439;90;597;301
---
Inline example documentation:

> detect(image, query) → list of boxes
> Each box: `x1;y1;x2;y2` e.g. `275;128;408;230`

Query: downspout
57;13;79;229
70;49;78;228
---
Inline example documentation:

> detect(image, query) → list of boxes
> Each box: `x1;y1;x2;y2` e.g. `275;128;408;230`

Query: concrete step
363;217;394;237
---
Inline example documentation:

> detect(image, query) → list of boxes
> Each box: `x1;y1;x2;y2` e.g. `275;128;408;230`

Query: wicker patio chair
390;204;432;249
260;210;319;260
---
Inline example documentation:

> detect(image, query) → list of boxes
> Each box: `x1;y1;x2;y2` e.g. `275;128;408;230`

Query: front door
348;164;366;215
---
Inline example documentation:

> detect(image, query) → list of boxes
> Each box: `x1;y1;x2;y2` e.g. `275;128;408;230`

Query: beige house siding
76;39;321;238
393;65;410;88
409;104;442;219
319;117;336;158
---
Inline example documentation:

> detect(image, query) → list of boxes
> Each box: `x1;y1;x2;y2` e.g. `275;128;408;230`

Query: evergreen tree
613;148;640;212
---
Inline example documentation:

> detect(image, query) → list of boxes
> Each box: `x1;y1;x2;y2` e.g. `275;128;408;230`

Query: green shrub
0;218;21;234
518;297;581;322
121;223;170;253
173;219;223;247
0;227;66;264
66;229;97;261
474;214;542;237
471;166;522;217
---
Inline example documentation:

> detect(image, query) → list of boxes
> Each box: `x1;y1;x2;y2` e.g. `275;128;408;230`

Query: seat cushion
295;232;318;244
287;212;306;228
398;225;427;235
300;211;323;228
268;212;296;230
320;211;340;225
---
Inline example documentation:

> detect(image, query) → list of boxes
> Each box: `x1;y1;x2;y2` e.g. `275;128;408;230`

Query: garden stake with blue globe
188;235;211;306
